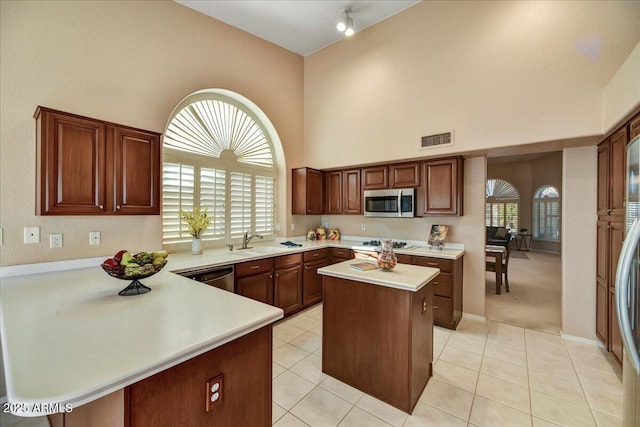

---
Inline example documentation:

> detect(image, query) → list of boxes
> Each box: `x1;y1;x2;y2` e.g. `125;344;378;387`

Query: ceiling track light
337;7;355;37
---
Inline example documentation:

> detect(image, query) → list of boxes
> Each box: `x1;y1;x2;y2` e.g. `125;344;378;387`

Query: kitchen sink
232;246;291;256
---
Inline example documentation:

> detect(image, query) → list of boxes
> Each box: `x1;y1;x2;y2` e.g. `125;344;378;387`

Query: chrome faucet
241;231;263;249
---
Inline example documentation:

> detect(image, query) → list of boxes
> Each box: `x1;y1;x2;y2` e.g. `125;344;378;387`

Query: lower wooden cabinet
329;247;352;264
303;249;329;307
411;255;463;329
274;253;303;316
235;258;274;305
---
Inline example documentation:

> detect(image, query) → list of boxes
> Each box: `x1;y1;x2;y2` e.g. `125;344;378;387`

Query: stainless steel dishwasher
176;265;235;292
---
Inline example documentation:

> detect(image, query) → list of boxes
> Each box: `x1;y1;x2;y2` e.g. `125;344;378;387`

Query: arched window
533;185;560;241
485;179;519;230
162;90;276;246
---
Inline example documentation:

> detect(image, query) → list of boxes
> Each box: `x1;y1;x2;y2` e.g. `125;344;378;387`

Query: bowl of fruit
101;250;168;296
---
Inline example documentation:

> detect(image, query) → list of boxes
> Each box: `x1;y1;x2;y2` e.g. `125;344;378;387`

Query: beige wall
304;1;640;169
604;41;640;132
562;146;598;340
487;152;563;253
0;1;304;266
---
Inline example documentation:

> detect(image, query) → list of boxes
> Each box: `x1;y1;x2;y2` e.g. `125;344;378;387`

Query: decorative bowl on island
101;250;168;296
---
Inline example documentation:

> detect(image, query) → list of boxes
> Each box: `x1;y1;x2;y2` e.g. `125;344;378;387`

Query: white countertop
318;260;440;292
0;267;282;416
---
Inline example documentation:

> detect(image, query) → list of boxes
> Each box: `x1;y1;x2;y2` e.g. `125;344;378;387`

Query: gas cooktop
361;240;407;249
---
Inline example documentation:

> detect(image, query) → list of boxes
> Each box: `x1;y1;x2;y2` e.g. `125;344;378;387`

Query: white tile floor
1;303;623;427
272;304;623;427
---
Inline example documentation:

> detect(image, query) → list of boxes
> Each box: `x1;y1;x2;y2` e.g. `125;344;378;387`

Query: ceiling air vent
421;131;453;149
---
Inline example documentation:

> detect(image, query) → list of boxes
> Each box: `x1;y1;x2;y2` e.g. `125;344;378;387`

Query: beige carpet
485;250;561;334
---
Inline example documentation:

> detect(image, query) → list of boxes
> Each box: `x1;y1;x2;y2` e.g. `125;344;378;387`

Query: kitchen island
318;260;439;414
0;266;282;426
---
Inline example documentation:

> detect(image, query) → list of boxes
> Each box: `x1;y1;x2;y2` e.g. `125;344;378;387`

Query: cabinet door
237;272;273;305
343;169;362;214
303;259;328;307
274;265;303;316
292;167;324;215
37;110;106;215
596;220;610;344
609;221;624;361
390;162;420;188
610;128;628;217
330;248;352;264
362;166;388;190
325;170;343;214
307;169;324;214
597;142;611;216
422;158;462;215
111;127;160;215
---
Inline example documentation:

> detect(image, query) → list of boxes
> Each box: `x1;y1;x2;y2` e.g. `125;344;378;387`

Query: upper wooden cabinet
631;112;640;139
35;107;161;215
363;162;420;190
362;166;388;190
292;167;324;215
324;169;361;215
597;127;628;217
390;162;420;188
422;157;463;216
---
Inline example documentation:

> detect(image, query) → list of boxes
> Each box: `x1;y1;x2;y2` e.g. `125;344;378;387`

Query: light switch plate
0;227;3;245
24;227;40;244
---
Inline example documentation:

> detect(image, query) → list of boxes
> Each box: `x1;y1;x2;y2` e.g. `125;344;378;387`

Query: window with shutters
533;185;560;241
162;92;276;246
485;179;519;230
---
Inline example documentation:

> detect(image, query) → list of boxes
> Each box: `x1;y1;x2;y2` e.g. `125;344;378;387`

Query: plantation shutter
230;171;252;238
255;175;275;234
200;167;226;240
162;162;195;243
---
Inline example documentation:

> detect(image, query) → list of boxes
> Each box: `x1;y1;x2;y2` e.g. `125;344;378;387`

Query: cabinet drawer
413;256;452;273
330;248;351;260
432;273;452;297
304;248;329;262
275;253;303;269
433;296;452;322
396;253;412;264
236;258;274;277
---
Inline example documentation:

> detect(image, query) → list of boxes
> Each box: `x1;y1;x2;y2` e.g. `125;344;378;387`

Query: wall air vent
421;131;454;149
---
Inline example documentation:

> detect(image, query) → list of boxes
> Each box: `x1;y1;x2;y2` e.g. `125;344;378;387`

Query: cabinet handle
269;274;273;279
275;273;279;278
251;265;260;269
99;205;104;209
433;306;439;309
427;262;438;266
433;281;439;285
116;205;121;210
422;298;428;314
313;253;319;257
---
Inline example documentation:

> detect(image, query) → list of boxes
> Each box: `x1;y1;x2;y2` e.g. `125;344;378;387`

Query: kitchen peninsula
318;260;439;414
0;266;282;426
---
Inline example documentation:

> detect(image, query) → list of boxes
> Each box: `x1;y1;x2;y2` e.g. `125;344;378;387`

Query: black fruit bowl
101;260;167;296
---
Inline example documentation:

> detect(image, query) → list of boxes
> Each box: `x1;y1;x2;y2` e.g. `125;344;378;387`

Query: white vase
191;238;202;255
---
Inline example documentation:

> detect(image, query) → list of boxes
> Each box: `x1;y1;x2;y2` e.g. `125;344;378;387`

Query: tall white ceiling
176;0;421;56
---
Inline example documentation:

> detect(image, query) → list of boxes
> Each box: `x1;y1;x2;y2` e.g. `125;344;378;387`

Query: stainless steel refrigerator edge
615;135;640;426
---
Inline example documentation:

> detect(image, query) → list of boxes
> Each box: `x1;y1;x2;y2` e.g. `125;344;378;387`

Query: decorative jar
377;240;397;272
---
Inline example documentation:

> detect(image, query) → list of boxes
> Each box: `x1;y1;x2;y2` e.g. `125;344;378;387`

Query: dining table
485;245;507;294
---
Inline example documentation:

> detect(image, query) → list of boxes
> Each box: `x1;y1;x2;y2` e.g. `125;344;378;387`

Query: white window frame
532;185;560;242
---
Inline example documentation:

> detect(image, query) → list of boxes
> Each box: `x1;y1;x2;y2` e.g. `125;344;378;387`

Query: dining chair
486;244;511;292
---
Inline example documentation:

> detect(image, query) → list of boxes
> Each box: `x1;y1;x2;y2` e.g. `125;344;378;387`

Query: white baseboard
560;333;605;348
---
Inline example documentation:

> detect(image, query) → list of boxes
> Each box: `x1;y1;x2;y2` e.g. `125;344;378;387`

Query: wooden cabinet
422;157;463;216
324;169;361;215
609;221;625;363
235;258;274;305
127;325;272;426
274;254;303;316
596;219;610;343
325;171;343;214
329;247;352;264
412;255;463;329
390;162;420;188
34;106;160;215
292;167;324;215
631;112;640;139
303;249;329;307
343;169;362;214
362;166;388;190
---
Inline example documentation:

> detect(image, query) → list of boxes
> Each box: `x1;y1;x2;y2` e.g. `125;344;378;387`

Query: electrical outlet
24;227;40;244
361;223;366;231
323;222;328;228
89;231;101;245
205;374;224;412
275;223;280;232
49;233;63;248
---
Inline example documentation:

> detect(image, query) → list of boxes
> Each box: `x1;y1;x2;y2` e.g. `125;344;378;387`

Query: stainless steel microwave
363;188;416;218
